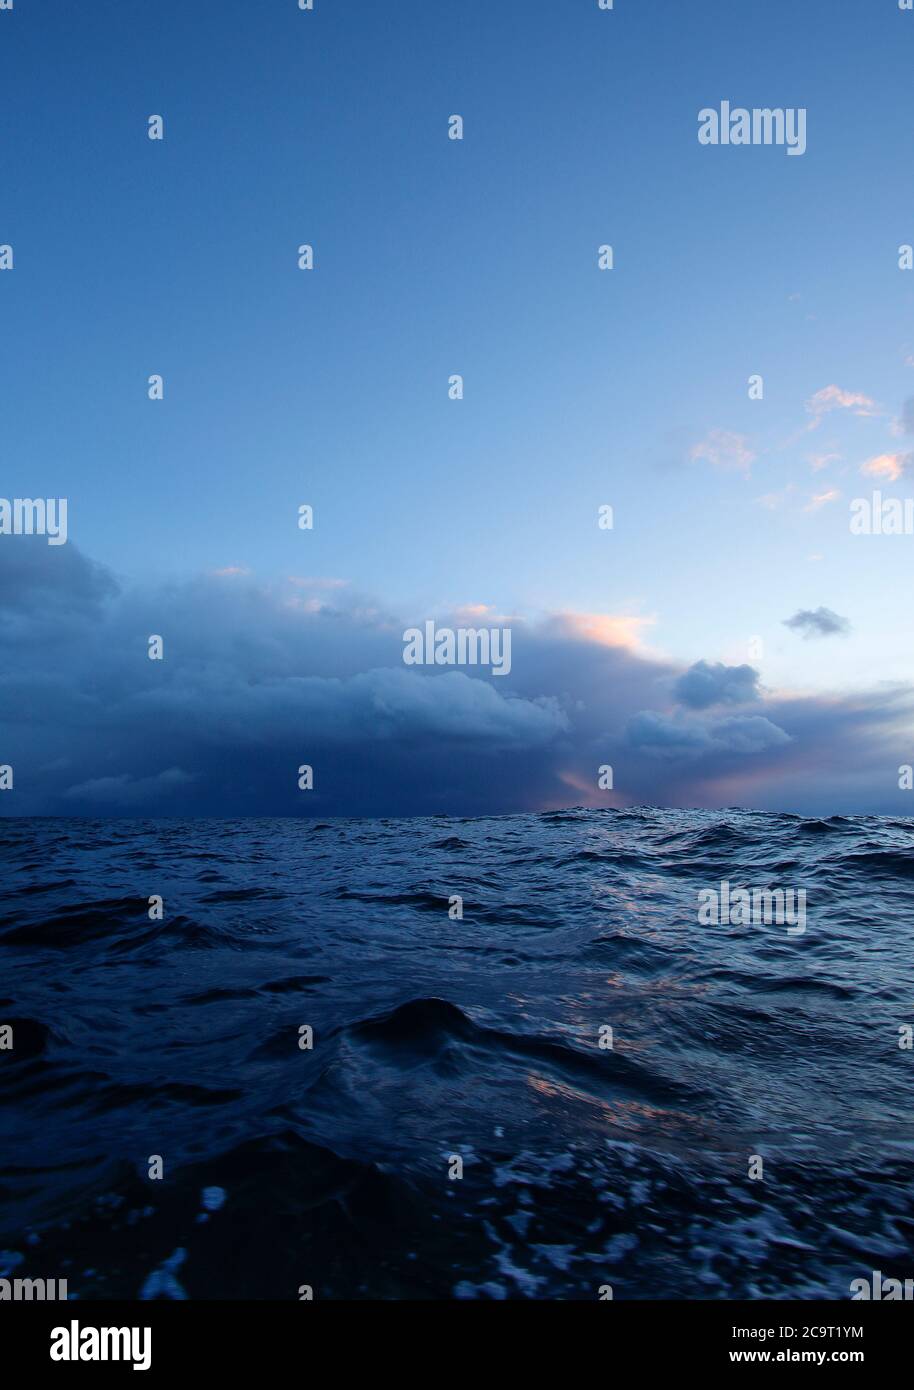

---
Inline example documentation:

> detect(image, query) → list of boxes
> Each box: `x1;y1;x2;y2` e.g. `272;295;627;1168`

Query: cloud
0;539;911;817
626;711;791;758
144;666;569;750
757;485;840;514
783;607;851;640
543;611;653;650
689;429;756;477
63;768;196;806
0;540;119;617
756;484;797;511
861;452;911;483
804;489;841;511
674;660;761;709
805;385;879;425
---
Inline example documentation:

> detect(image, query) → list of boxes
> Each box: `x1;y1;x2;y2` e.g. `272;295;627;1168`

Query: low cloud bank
1;541;910;817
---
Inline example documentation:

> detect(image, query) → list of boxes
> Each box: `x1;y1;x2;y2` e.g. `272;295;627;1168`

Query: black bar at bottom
2;1298;909;1375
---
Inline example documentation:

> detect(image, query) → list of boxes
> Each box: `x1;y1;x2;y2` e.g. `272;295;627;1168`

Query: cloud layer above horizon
1;540;911;819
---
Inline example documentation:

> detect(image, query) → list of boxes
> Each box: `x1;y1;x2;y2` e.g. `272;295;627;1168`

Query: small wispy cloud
690;429;756;477
756;484;796;511
804;489;841;511
804;385;880;434
860;453;910;482
805;385;879;421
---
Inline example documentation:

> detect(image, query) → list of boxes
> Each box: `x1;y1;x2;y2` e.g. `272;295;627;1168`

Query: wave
1;807;912;1298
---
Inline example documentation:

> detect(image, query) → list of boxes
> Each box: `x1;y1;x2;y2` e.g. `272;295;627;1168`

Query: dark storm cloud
0;541;569;817
783;607;851;640
673;660;762;709
1;540;911;816
0;539;119;617
626;711;790;757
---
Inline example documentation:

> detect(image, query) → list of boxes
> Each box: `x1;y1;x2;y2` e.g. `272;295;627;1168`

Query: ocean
1;807;913;1300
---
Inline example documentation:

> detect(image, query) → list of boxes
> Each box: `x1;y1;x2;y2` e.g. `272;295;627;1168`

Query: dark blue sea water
1;808;913;1300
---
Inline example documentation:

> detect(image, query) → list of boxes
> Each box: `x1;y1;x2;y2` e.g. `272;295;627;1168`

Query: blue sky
2;0;914;816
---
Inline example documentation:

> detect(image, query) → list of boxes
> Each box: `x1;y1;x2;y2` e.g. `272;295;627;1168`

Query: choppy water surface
1;808;913;1299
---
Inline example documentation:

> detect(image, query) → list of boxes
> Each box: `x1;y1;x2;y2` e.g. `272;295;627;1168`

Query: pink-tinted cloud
690;429;756;477
805;385;879;426
804;489;841;511
860;453;908;482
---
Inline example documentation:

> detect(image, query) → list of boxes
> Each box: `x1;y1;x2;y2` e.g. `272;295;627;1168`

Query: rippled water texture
1;809;913;1299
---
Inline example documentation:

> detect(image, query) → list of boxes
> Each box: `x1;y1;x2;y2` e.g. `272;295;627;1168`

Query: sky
2;0;914;817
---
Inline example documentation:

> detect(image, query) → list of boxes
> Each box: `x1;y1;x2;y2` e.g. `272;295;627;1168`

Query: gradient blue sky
2;0;913;816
